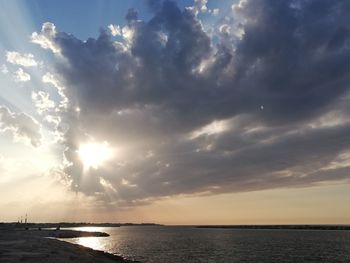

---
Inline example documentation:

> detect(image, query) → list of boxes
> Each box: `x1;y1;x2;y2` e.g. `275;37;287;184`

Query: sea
64;226;350;262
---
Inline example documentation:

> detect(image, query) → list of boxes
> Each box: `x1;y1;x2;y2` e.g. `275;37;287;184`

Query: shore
0;227;137;263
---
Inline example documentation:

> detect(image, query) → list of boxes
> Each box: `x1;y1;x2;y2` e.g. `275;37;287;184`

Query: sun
77;142;113;170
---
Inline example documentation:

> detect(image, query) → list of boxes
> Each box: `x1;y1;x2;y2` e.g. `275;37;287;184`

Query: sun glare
77;142;113;170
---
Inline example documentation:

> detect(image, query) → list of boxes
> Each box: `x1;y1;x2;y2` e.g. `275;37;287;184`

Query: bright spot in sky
77;142;113;170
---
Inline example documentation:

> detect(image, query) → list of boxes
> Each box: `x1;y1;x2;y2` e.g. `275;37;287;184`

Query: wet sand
0;228;137;262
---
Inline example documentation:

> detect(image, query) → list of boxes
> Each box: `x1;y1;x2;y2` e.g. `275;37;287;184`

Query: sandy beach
0;226;136;262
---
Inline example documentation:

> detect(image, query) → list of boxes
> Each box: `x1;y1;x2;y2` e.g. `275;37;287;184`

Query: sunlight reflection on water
65;227;111;252
74;237;103;250
70;226;105;232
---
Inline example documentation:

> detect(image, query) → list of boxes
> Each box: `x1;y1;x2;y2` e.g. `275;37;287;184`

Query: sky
0;0;350;225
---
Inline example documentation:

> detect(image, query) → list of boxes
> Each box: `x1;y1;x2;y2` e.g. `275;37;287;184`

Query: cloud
187;0;219;16
125;8;139;23
0;106;42;147
6;51;38;67
1;64;8;74
193;0;208;13
13;68;31;82
108;24;121;36
31;91;56;114
42;72;68;109
31;0;350;205
211;8;219;16
31;22;60;53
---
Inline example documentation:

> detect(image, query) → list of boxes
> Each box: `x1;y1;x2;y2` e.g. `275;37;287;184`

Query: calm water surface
65;226;350;262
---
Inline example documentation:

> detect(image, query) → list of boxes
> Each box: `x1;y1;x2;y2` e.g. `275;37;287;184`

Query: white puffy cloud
0;106;42;147
42;72;60;89
108;24;121;36
195;0;208;13
31;91;56;114
188;0;219;16
6;51;38;67
13;68;31;82
31;22;60;54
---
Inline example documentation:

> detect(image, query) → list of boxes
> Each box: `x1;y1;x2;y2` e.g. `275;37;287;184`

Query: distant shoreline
196;225;350;230
2;222;349;231
0;222;162;229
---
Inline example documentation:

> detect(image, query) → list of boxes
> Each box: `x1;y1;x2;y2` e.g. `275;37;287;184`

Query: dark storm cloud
54;0;214;132
125;8;139;23
33;0;350;205
109;120;350;202
231;0;350;124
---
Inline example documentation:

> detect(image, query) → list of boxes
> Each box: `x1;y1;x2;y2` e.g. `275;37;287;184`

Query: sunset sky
0;0;350;224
